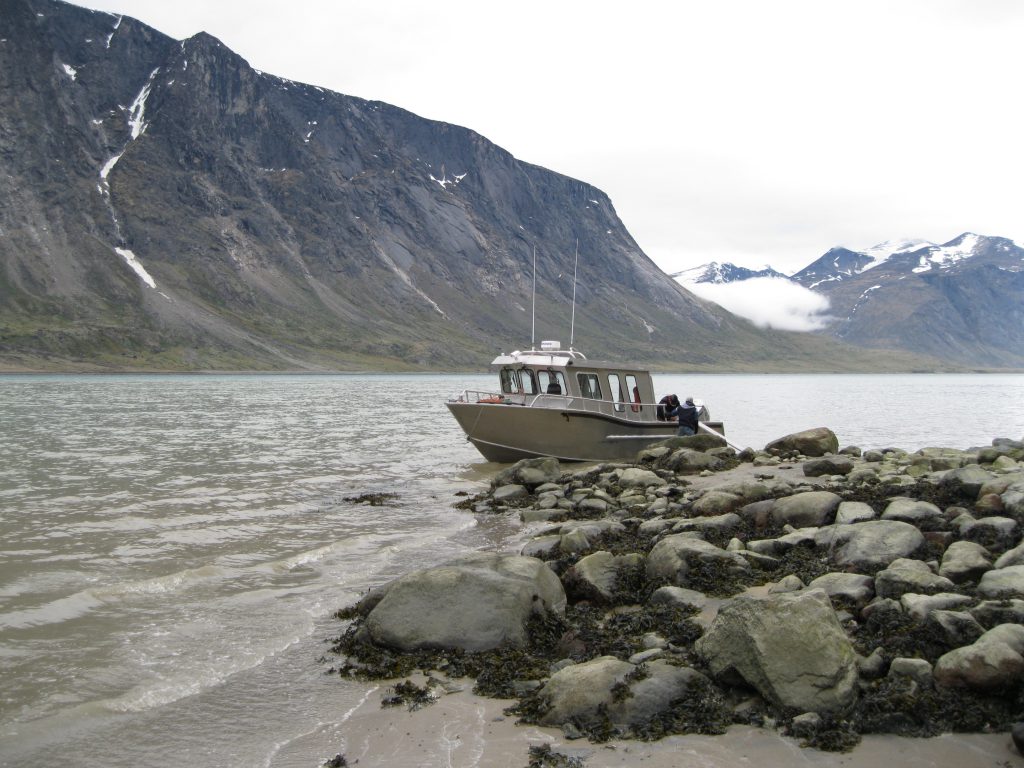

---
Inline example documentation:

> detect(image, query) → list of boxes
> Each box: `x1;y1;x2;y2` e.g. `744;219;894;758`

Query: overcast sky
76;0;1023;275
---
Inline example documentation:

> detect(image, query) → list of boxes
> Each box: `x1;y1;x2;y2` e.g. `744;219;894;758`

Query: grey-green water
1;373;1022;767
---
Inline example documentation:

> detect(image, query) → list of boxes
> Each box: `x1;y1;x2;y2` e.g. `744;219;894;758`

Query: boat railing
449;390;667;423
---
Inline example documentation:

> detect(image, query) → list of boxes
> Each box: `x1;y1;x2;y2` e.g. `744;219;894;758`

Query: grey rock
971;599;1024;627
536;656;709;731
563;551;644;604
960;516;1019;548
900;592;974;621
771;491;842;528
995;539;1024;569
646;534;750;587
695;589;858;712
492;457;562;489
875;558;955;599
807;572;875;608
934;624;1024;690
672;512;742;536
888;657;933;688
827;520;926;571
520;535;561;559
835;501;876;524
939;541;993;583
617;467;667;489
691;490;743;517
364;553;565;652
880;497;943;525
803;456;855;477
977;564;1024;599
926;610;985;648
940;464;995;499
648;585;709;611
493;484;529;503
764;428;840;458
665;449;723;474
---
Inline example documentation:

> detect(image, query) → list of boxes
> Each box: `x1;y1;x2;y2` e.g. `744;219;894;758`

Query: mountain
671;262;788;286
0;0;950;373
800;234;1024;368
675;234;1024;369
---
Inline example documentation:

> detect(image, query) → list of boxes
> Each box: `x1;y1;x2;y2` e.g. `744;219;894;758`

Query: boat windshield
499;367;537;394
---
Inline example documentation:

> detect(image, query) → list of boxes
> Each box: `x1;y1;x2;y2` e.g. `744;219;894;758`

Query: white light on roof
540;340;561;351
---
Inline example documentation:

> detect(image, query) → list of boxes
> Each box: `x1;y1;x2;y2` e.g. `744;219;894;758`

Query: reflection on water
0;372;1022;767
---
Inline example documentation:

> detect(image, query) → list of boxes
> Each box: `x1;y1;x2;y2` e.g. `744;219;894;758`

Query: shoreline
324;434;1024;767
337;680;1018;768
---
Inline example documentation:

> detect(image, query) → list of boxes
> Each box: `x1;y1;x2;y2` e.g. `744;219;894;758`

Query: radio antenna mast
531;245;537;348
569;238;579;349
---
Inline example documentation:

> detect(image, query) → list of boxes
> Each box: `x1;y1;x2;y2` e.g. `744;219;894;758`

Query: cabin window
518;368;537;394
625;375;642;411
499;367;537;394
538;369;566;395
577;373;602;400
607;374;626;412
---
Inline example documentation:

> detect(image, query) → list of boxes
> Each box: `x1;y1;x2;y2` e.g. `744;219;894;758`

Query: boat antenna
569;238;579;348
531;245;537;348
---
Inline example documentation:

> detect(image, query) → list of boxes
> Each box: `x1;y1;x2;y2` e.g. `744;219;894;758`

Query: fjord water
1;372;1022;768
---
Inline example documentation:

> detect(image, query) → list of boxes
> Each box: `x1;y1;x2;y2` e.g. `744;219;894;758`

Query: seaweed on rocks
526;744;584;768
854;675;1024;737
785;712;861;752
626;676;732;741
343;493;398;506
381;678;439;710
851;604;971;664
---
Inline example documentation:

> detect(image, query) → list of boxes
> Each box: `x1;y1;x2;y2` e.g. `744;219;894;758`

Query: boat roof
490;344;652;374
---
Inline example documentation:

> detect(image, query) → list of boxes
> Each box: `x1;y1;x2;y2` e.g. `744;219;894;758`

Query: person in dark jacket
668;397;699;436
656;394;680;421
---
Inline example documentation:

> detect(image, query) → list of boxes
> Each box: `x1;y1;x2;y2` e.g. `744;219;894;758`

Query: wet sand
340;681;1020;768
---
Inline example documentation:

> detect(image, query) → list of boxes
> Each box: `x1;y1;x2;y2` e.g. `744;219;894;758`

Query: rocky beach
326;429;1024;767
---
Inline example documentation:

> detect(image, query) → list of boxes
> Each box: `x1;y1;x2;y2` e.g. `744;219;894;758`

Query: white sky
75;0;1024;274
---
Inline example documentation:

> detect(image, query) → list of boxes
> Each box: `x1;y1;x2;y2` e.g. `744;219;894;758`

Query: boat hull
447;401;724;463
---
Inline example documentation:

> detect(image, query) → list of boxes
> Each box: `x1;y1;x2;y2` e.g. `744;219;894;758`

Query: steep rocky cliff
0;0;941;371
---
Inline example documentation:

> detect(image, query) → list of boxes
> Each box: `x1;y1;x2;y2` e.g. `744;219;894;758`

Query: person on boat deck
668;397;699;436
657;394;680;421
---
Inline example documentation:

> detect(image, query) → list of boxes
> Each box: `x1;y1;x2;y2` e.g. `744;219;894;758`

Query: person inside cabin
545;369;562;395
668;396;699;436
657;394;680;421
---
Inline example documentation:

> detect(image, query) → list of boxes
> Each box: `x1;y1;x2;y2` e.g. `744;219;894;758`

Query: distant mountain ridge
3;0;938;373
672;262;788;286
673;233;1024;368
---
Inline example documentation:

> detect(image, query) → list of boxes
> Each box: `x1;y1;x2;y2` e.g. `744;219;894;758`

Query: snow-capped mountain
671;262;788;285
672;234;1024;368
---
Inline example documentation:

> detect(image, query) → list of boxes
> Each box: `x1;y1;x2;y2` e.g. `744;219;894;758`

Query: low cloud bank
686;277;833;332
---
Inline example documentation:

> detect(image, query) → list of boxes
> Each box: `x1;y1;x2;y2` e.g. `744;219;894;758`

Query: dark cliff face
0;0;945;372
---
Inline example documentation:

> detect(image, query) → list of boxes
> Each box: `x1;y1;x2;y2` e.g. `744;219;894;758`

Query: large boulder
695;589;859;712
491;457;561;489
934;624;1024;690
646;534;750;586
807;572;876;608
363;553;565;652
765;428;839;458
771;491;842;528
825;520;925;571
535;656;710;732
617;467;666;489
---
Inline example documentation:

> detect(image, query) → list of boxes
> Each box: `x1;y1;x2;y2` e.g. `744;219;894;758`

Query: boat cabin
489;341;656;415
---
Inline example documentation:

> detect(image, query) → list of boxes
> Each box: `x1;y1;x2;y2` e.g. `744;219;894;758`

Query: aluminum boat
446;341;725;463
